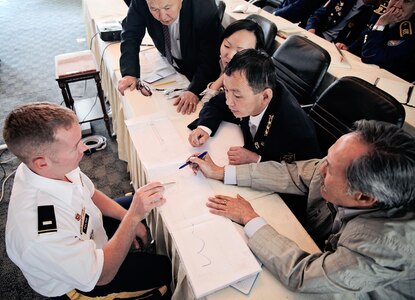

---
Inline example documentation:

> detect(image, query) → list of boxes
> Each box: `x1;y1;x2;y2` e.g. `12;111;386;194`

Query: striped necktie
162;25;173;64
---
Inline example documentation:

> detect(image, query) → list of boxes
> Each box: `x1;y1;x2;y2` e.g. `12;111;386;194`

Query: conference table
82;0;412;298
114;47;352;300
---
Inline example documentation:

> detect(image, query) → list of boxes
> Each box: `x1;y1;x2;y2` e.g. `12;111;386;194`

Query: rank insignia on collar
335;1;344;14
264;115;274;137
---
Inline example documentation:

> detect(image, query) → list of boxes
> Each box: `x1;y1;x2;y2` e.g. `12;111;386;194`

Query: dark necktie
162;25;173;64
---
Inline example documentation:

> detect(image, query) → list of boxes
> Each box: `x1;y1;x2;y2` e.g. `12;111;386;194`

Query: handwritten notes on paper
126;115;190;179
126;116;261;298
160;171;261;298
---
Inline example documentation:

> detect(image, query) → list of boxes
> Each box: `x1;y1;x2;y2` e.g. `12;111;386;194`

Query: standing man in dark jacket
119;0;222;114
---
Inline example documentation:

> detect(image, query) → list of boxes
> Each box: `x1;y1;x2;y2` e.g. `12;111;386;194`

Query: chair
309;76;406;155
252;0;284;10
55;50;111;137
272;35;331;107
245;14;278;54
217;0;226;24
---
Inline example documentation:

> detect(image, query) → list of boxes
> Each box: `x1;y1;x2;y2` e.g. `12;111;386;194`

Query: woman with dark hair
200;19;265;103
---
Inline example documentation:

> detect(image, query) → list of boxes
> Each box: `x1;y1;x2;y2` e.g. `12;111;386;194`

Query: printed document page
159;170;261;298
375;77;413;104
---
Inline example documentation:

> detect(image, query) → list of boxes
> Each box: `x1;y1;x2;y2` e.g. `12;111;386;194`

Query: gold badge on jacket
400;21;413;37
334;1;345;17
264;115;274;137
373;1;388;15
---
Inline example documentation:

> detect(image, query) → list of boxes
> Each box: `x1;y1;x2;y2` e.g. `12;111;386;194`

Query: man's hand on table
207;194;259;225
188;127;210;147
173;90;199;114
118;75;137;96
189;153;224;181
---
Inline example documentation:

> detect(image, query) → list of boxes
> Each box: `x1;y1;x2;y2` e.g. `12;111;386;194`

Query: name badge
80;207;90;240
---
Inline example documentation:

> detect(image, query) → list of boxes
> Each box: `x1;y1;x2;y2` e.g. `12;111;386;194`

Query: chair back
272;35;331;106
217;0;226;24
245;14;278;54
252;0;284;10
309;76;406;154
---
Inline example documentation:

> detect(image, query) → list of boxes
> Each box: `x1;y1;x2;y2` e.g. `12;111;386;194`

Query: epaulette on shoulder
38;205;57;234
37;192;57;234
373;2;388;15
400;21;413;37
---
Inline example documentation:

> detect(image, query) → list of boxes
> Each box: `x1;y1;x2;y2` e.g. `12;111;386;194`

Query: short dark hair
222;19;265;50
224;48;278;93
347;120;415;208
3;102;77;164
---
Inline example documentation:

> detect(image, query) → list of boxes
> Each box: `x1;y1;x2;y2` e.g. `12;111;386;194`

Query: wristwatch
372;24;386;32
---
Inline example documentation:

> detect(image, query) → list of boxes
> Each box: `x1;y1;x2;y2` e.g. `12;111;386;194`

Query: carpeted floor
0;0;132;298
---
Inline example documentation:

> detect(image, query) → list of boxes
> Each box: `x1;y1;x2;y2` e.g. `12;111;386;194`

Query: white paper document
159;171;261;298
196;121;244;166
173;217;261;298
375;77;414;105
140;50;177;83
230;223;262;294
127;115;261;298
142;66;176;83
331;56;352;69
158;171;214;229
126;116;191;179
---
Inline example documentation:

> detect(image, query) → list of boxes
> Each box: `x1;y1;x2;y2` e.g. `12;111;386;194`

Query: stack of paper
375;77;414;106
126;116;261;298
160;171;261;298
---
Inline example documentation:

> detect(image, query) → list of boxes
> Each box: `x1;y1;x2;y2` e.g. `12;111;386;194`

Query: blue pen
179;151;208;169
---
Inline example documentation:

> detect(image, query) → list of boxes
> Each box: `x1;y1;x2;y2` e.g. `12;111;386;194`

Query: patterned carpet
0;0;132;298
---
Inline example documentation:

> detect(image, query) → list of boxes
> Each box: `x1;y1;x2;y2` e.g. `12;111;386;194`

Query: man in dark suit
188;49;321;165
272;0;326;28
119;0;222;114
306;0;381;44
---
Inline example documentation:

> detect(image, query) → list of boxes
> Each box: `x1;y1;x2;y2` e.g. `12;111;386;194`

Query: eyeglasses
136;79;152;96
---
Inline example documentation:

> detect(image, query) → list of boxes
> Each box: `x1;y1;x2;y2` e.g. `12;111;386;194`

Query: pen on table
332;41;345;62
161;181;176;187
154;88;184;96
276;32;287;40
407;85;414;104
178;151;208;169
153;80;176;87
